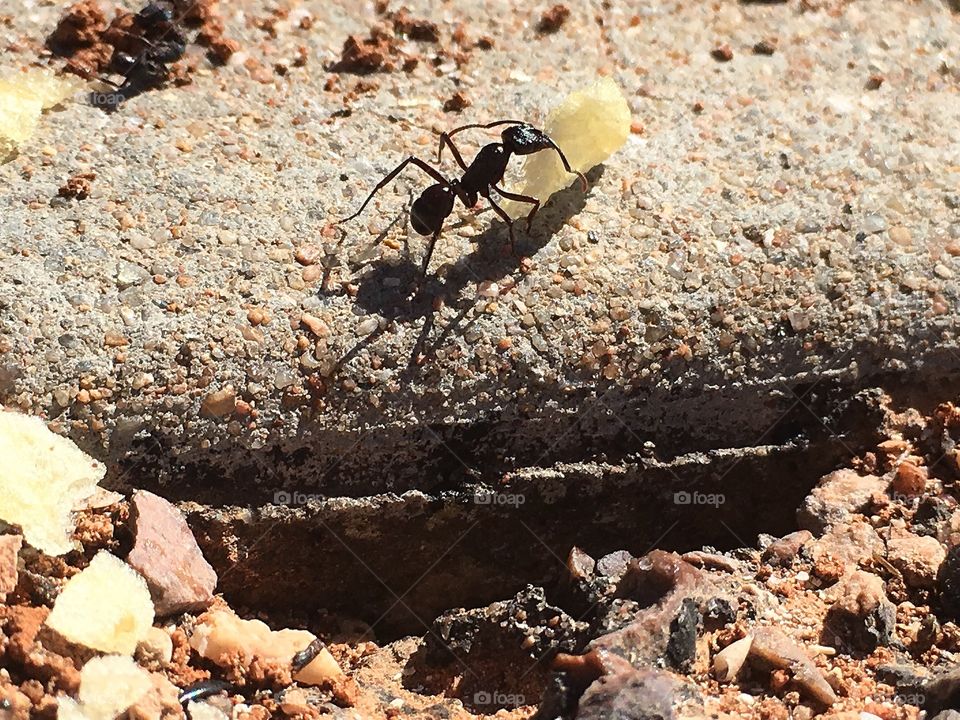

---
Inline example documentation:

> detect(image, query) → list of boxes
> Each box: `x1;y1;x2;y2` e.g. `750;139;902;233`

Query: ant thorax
461;144;509;196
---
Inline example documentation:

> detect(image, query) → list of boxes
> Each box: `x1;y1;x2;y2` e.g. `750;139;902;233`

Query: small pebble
862;215;887;234
356;317;379;335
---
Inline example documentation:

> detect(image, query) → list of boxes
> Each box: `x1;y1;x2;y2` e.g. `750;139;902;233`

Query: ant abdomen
410;184;455;236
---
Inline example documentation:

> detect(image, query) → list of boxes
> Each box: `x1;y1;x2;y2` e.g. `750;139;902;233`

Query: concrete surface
1;0;959;623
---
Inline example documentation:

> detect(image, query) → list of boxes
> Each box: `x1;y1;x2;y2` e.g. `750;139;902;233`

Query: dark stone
761;530;813;566
922;668;960;714
938;545;960;619
875;662;930;704
589;551;733;671
822;571;897;652
913;496;954;537
704;597;737;627
424;585;590;667
665;598;700;672
616;551;702;607
931;712;960;720
534;672;580;720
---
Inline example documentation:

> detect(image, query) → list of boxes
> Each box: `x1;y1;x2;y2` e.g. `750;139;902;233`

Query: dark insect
291;637;327;672
91;2;187;111
178;679;232;706
339;120;587;281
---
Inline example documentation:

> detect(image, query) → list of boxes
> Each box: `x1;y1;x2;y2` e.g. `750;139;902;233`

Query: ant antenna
437;119;526;162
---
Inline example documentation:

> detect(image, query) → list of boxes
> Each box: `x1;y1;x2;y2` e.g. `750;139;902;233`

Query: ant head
501;124;555;157
136;3;174;27
411;184;457;236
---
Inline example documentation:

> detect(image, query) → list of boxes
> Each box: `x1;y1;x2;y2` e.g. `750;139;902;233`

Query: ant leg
484;195;517;252
437;119;527;162
442;119;526;141
420;228;443;281
494;185;540;232
436;133;470;171
340;157;449;224
104;26;185;63
544;140;588;192
92;76;122;89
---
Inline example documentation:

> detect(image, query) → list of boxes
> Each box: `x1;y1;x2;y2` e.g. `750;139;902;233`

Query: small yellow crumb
0;69;84;160
190;607;346;687
58;655;153;720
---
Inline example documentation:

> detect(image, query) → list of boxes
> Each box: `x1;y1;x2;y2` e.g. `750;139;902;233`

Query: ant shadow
349;165;604;328
317;167;603;371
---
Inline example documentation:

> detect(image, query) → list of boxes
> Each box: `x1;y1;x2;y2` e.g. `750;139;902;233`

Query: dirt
330;5;444;75
46;0;237;87
537;5;571;35
443;90;471;113
3;0;960;716
57;172;96;200
1;395;959;717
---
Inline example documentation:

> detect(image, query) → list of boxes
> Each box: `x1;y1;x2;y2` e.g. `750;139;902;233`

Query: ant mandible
339;120;588;280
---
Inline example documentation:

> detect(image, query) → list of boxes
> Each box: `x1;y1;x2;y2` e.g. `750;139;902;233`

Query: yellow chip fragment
0;409;105;555
45;551;155;655
0;68;84;159
58;655;153;720
504;76;631;217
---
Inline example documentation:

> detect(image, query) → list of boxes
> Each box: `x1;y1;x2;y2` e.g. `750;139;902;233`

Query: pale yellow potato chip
0;410;105;555
504;76;631;218
0;69;84;159
45;551;155;655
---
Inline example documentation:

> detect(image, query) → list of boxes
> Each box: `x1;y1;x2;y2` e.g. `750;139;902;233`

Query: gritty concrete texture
1;0;959;622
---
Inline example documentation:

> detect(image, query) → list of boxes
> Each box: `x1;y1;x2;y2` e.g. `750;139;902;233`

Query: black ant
339;120;587;280
91;2;186;111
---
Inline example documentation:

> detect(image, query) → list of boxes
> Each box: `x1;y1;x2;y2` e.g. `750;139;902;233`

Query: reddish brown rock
577;665;698;720
762;530;813;566
200;387;237;419
711;44;734;62
809;519;884;580
888;535;945;589
566;546;596;580
537;4;571;34
126;490;217;616
46;0;108;53
127;671;184;719
0;533;22;601
0;605;81;694
798;469;887;534
823;570;896;651
891;461;928;497
590;551;729;672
